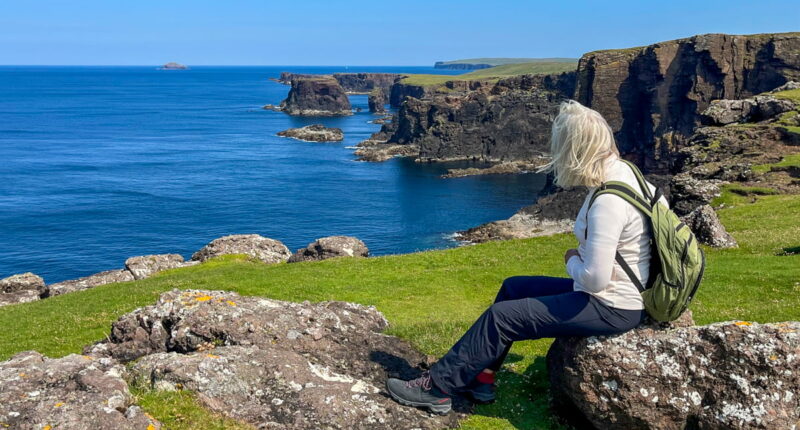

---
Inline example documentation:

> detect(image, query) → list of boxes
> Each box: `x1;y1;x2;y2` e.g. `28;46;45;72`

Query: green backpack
586;159;705;322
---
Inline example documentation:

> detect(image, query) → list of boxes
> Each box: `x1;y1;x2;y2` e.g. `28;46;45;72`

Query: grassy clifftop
401;61;577;87
1;191;798;429
436;58;577;66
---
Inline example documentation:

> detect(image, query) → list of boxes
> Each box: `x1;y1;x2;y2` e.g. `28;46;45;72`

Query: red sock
476;371;495;385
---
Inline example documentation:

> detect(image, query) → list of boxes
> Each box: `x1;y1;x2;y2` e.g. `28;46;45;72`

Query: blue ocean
0;66;547;283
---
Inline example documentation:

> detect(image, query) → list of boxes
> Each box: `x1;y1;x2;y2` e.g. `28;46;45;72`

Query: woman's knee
497;276;525;302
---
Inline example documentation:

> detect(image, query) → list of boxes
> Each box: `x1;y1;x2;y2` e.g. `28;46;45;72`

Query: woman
386;100;668;414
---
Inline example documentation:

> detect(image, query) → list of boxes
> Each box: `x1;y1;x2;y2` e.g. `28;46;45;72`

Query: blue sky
1;0;798;65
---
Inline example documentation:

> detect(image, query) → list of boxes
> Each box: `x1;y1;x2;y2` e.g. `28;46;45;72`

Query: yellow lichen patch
54;402;64;408
194;295;213;302
770;355;778;361
734;321;752;326
206;353;220;359
226;300;237;306
82;355;93;360
147;424;157;430
19;372;26;378
43;425;52;430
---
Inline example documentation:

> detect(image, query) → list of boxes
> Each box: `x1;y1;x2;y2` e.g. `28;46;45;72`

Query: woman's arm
566;194;627;292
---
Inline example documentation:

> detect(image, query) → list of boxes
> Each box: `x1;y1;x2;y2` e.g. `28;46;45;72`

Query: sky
1;0;798;66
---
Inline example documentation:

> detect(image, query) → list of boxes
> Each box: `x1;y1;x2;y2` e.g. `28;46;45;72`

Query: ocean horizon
0;65;547;284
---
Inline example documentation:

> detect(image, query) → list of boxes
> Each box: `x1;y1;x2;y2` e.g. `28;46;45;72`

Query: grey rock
289;236;369;263
771;81;800;92
668;173;725;216
702;99;756;125
0;290;41;307
191;234;291;264
47;269;135;297
124;254;185;280
681;205;738;248
0;273;45;306
547;318;800;429
753;95;796;119
0;272;45;295
0;351;161;429
90;289;461;429
277;124;344;142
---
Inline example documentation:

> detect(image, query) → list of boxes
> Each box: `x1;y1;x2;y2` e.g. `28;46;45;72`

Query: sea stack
160;62;188;70
278;77;352;116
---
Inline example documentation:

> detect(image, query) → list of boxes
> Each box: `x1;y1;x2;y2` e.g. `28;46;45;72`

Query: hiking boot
386;372;452;415
464;382;496;404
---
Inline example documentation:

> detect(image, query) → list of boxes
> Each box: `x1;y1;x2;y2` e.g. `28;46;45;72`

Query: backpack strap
584;181;651;293
619;159;654;202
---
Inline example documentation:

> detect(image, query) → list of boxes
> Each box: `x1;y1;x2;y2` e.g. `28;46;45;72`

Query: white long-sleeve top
566;156;668;310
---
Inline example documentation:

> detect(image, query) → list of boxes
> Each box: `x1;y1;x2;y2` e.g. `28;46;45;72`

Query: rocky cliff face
279;77;352;116
332;73;402;93
385;73;576;162
278;73;402;94
576;32;800;172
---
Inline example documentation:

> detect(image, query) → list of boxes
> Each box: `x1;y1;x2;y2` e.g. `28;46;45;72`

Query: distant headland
434;57;577;70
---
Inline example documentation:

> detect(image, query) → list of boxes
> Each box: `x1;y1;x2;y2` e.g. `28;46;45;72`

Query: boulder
47;269;135;297
88;289;460;429
702;96;795;125
547;317;800;429
0;272;45;295
771;81;800;92
124;254;185;280
0;351;161;429
279;77;352;116
681;205;738;248
191;234;291;264
289;236;369;263
0;273;45;306
668;173;725;216
702;99;756;125
277;124;344;142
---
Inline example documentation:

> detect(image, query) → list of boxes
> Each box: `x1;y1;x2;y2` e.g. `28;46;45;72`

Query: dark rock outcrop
124;254;186;280
368;88;388;113
457;187;586;243
289;236;369;263
191;234;291;264
47;269;135;297
88;289;460;429
547;317;800;429
385;73;576;162
0;351;161;429
277;124;344;142
279;77;352;116
332;73;402;93
0;273;45;307
575;32;800;172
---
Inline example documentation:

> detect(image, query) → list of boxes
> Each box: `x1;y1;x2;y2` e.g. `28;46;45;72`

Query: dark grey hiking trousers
429;276;646;394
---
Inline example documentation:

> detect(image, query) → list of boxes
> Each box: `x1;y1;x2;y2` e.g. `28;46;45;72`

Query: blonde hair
537;100;619;188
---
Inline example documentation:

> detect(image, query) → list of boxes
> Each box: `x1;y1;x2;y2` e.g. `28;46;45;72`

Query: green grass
463;62;577;78
711;184;779;207
400;62;577;87
1;195;799;429
751;153;800;174
773;88;800;104
436;58;576;66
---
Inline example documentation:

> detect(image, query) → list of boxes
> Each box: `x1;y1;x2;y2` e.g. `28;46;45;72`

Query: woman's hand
564;248;581;264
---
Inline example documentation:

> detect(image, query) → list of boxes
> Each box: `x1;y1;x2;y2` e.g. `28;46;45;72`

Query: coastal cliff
576;32;800;172
278;77;352;116
278;72;402;94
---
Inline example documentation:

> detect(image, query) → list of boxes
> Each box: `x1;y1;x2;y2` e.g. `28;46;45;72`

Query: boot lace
404;372;433;391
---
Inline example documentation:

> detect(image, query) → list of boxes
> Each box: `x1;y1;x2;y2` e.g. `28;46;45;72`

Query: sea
0;66;548;283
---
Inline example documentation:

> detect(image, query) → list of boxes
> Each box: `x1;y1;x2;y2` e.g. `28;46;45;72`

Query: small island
159;62;188;70
277;124;344;142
